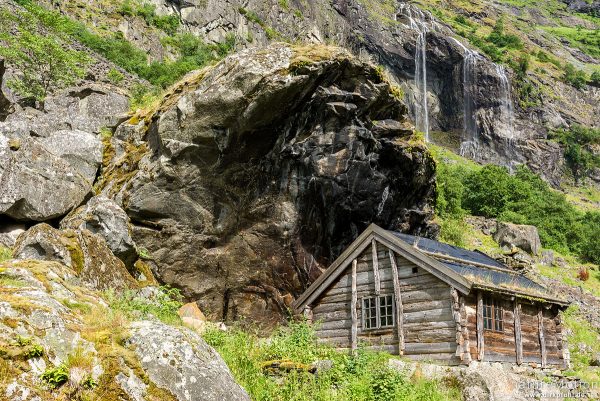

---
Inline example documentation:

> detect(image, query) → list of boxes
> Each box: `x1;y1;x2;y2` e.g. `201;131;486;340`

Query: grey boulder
39;129;103;183
494;221;542;256
61;195;138;267
0;135;92;221
13;223;138;291
128;320;251;401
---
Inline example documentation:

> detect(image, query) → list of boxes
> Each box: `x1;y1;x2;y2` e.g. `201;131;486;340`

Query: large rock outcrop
104;44;437;327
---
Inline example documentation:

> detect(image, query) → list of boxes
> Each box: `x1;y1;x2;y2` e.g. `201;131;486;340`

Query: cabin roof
292;224;569;312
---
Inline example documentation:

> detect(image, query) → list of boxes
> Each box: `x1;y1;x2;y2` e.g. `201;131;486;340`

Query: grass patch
0;246;12;263
562;305;600;383
104;286;183;325
202;320;461;401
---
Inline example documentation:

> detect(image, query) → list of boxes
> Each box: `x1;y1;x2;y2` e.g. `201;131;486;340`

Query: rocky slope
0;258;250;401
34;0;600;185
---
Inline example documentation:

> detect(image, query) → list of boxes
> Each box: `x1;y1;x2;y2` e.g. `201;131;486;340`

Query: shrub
578;267;590;281
41;365;69;389
107;68;124;84
0;247;10;262
590;71;600;87
550;125;600;183
202;322;460;401
562;63;588;89
0;10;89;103
486;16;523;50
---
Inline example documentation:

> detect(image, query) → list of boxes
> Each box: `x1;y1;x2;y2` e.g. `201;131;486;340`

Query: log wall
464;293;565;367
312;241;460;365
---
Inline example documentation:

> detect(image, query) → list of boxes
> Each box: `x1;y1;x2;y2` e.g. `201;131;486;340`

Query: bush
0;10;89;102
106;68;124;84
562;63;588;89
14;0;234;89
41;365;69;389
434;156;600;263
590;71;600;87
486;16;523;50
550;125;600;183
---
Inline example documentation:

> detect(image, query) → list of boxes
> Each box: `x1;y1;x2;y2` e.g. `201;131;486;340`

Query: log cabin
292;224;570;367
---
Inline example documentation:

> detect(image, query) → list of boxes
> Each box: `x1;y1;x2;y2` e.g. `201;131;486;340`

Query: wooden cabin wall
464;293;565;367
311;241;460;364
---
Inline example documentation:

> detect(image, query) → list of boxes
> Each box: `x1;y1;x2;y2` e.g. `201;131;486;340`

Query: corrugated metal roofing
392;231;550;296
392;232;507;269
442;261;546;293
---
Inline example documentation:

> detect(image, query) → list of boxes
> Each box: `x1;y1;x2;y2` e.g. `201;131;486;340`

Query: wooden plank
538;307;547;368
477;291;484;361
389;250;404;355
404;341;457;354
351;258;358;353
514;301;523;365
371;239;381;295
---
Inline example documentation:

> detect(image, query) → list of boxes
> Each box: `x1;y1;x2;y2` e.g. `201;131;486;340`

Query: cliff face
77;0;596;185
105;44;437;326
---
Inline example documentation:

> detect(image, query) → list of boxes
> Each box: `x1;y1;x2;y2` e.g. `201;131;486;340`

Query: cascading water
494;64;514;139
450;37;481;158
414;29;429;141
398;3;432;141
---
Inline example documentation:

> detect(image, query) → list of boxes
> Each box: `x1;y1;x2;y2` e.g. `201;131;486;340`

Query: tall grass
203;321;461;401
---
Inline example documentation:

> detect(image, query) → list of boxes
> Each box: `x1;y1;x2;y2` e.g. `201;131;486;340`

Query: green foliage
487;17;523;50
41;364;69;389
25;343;44;359
439;218;467;248
434;153;600;263
562;63;588;89
13;0;233;89
0;9;89;102
0;247;11;262
119;0;180;35
562;305;600;380
105;286;183;325
278;0;289;10
82;375;98;390
590;71;600;86
106;68;124;84
550;125;600;182
15;336;32;347
202;321;460;401
543;26;600;59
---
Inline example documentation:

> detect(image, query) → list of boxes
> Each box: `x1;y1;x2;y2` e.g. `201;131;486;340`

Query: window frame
361;294;395;331
482;296;504;332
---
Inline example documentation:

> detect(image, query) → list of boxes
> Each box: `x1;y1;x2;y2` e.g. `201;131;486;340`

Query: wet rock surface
110;44;437;327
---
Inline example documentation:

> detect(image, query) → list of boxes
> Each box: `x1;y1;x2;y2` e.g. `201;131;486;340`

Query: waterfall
398;3;431;141
450;37;481;158
414;29;429;141
494;64;514;139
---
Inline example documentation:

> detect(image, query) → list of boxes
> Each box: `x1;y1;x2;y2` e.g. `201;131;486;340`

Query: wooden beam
514;301;523;365
351;258;358;353
459;296;472;364
538;307;547;368
389;250;405;355
476;291;484;361
371;239;381;295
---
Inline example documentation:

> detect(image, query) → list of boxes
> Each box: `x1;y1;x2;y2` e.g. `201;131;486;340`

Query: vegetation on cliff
434;146;600;263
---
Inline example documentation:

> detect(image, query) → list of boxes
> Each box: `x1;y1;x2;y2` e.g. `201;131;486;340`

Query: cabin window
412;266;419;274
483;297;504;332
362;295;394;330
